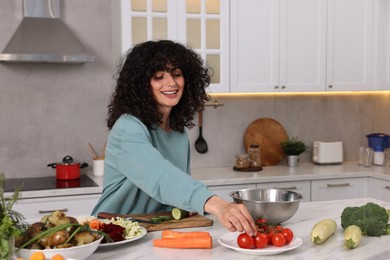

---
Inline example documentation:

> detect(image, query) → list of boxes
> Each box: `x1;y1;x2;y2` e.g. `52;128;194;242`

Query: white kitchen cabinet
208;183;256;202
368;178;390;202
13;194;101;222
373;0;390;90
311;177;368;201
326;0;374;91
230;0;327;92
230;0;375;93
256;181;311;202
111;0;230;93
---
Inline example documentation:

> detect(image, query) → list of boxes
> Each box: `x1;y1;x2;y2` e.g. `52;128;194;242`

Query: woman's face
150;67;185;114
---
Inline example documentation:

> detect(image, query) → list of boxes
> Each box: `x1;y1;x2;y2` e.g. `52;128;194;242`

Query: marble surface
6;161;390;199
87;198;390;260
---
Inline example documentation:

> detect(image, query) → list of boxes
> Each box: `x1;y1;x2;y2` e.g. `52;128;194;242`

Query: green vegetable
171;208;188;220
341;202;390;236
150;216;173;224
310;219;337;245
344;225;362;249
0;174;28;259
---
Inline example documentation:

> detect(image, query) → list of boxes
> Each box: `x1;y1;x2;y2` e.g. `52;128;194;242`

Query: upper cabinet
113;0;385;93
326;0;374;91
231;0;327;92
373;0;390;90
230;0;375;92
112;0;230;93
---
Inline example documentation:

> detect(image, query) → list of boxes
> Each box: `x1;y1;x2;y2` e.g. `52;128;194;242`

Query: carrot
162;230;211;239
153;236;212;249
88;219;102;230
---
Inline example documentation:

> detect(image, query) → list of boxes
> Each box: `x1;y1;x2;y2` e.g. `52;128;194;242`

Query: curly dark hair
107;40;211;132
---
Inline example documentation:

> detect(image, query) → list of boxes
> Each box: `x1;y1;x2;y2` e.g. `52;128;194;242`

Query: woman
92;40;256;235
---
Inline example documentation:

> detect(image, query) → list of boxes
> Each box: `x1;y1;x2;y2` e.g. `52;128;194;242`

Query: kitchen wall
1;1;390;179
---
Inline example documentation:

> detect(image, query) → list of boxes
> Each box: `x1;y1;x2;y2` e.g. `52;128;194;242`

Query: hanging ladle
195;110;208;153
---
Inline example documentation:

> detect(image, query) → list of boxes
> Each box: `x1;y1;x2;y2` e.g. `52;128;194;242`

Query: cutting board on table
244;118;289;166
97;211;213;232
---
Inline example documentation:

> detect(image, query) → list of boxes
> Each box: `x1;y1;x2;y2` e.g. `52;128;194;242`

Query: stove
4;175;98;192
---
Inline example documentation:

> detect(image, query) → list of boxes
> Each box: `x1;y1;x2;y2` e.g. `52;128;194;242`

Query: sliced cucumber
150;216;173;224
172;208;189;220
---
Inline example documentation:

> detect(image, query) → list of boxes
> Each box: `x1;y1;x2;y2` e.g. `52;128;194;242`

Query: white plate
99;226;147;248
218;232;303;256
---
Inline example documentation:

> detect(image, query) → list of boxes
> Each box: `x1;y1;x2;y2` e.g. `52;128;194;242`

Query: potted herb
281;137;307;167
0;174;27;260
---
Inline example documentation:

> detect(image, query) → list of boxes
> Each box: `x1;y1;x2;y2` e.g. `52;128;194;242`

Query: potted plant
281;137;307;167
0;174;27;260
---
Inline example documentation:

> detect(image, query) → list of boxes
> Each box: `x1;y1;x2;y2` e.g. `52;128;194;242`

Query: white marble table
87;198;390;260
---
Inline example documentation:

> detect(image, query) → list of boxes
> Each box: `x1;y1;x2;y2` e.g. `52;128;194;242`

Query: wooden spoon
195;110;208;154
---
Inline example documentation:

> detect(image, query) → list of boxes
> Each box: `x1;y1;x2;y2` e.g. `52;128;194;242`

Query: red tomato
254;233;268;249
273;225;283;232
272;233;287;247
267;229;275;245
281;228;294;243
256;218;268;225
237;233;255;249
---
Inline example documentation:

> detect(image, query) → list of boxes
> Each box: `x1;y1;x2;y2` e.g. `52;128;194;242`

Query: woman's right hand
204;195;257;236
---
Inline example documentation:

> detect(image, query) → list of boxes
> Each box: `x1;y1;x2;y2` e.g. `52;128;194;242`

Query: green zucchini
310;219;337;245
344;225;362;249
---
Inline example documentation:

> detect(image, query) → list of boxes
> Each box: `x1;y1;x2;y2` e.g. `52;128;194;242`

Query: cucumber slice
172;208;188;220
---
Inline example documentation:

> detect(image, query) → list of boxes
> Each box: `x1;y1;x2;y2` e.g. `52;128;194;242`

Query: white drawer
311;177;368;201
13;194;101;222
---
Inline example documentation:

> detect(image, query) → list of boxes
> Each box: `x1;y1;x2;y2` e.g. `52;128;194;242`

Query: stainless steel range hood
0;0;95;63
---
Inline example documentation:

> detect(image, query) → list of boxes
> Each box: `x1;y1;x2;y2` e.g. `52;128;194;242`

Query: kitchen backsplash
1;1;390;178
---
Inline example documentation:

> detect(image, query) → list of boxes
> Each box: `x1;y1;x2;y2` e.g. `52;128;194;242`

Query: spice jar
235;154;251;169
248;144;261;167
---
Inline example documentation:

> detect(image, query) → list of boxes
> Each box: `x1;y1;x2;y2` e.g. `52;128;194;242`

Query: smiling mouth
161;90;178;95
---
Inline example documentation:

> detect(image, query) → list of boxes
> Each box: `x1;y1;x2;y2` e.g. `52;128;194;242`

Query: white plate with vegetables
79;216;148;248
99;226;147;248
218;233;303;256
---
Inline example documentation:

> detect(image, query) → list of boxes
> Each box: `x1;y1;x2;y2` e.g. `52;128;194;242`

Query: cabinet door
208;183;256;202
368;178;390;202
373;0;390;89
311;178;368;201
256;181;311;202
326;0;374;91
279;0;327;92
13;194;101;222
178;0;230;93
231;0;326;93
112;0;229;93
112;0;177;59
230;0;279;93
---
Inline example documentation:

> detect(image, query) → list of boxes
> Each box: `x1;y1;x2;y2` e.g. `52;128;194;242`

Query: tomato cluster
237;218;294;249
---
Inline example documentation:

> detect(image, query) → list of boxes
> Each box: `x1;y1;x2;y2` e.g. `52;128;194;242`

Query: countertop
87;197;390;260
7;161;390;199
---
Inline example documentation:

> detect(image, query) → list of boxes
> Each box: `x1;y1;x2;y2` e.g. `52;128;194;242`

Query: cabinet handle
273;186;297;190
328;85;333;88
274;86;279;89
38;208;68;214
281;86;286;89
385;186;390;190
327;183;350;188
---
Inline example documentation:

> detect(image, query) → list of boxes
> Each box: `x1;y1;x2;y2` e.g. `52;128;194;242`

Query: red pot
48;155;88;180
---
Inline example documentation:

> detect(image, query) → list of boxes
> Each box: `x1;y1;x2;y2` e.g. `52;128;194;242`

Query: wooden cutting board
98;211;213;232
244;118;289;166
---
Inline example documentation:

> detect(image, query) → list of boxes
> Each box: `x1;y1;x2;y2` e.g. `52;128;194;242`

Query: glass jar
235;154;251;168
248;144;261;167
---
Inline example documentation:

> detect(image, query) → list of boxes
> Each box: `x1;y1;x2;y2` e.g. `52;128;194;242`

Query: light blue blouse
91;114;215;215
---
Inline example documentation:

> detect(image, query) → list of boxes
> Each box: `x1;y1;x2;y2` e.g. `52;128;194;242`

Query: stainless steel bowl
229;188;303;224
